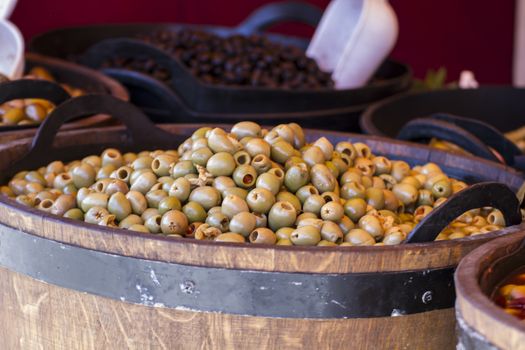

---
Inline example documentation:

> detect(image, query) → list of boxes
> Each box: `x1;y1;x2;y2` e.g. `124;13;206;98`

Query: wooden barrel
455;229;525;350
0;53;128;144
0;97;524;349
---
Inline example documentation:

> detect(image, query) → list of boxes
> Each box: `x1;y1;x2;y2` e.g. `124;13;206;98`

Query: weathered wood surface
455;231;525;350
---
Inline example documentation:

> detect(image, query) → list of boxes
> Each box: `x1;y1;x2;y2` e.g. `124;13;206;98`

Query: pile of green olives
0;66;84;127
1;122;507;246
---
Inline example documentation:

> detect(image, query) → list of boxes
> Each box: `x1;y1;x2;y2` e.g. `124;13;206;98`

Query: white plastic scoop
307;0;398;89
0;0;23;79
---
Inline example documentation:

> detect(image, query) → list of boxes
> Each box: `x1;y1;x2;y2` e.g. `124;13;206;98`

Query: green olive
413;205;433;222
310;164;336;193
431;179;452;198
50;194;76;216
233;150;251;167
158;196;182;215
276;238;293;246
171;160;197;179
275;191;301;214
97;164;117;180
25;182;45;194
335;142;357;162
105;179;129;196
246;187;275;214
151;154;177;176
272;124;295;144
268;201;297;231
222;187;248;200
287;122;305;149
212;176;236;195
46;160;65;175
221;194;249;218
206;152;236;177
290;225;321;246
255;172;281;196
295;185;319;204
205;211;229;232
244;138;271;158
63;208;84;221
487;210;505;226
182;201;207;223
189;186;221;211
208;128;238;154
118;214;143;229
53;173;73;190
251;154;272;174
128;224;150;233
320;201;344;222
232;164;257;188
400;176;422;190
253;212;268;228
229;212;257;237
231;121;261;139
271;140;295;164
131;156;154;170
354;143;372;159
215;232;246;243
122;152;138;165
160;210;188;235
302;194;326;216
338;215;355;234
144;214;162;233
365;187;385;210
391;161;411;182
125;190;148;215
84;206;110;224
417;189;434;206
3;108;25;125
284;163;309;193
372;156;392;175
24;171;46;186
313;137;334;160
192;126;212;140
344;229;375;246
168;177;191;202
358;215;384;240
275;227;294;240
302;145;325;167
249;227;276;244
340;182;366;200
130;171;157;194
145;189;168;209
81;192;109;212
101;148;123;168
15;194;33;207
320;221;343;243
392;183;419;205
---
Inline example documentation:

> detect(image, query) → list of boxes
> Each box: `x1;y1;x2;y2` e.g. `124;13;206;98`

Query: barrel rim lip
455;230;525;338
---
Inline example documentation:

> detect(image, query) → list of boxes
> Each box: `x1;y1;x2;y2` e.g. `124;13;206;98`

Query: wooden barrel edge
455;231;525;349
0;265;457;350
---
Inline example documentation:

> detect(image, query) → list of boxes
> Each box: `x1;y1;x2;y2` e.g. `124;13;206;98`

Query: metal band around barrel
0;223;455;319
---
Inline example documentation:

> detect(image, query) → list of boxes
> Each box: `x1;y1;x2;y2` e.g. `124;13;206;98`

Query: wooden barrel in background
0;53;128;144
455;230;525;350
0;99;524;349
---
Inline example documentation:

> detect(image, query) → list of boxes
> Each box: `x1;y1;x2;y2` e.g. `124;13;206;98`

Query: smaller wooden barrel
0;53;128;144
455;230;525;350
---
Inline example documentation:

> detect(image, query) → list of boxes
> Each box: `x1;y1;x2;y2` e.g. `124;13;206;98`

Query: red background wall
10;0;516;84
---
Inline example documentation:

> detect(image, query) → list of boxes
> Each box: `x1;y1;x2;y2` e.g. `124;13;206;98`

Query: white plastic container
307;0;398;89
0;0;23;79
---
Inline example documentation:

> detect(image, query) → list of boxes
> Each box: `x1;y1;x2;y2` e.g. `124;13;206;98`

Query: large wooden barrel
0;96;524;349
455;229;525;350
0;53;128;144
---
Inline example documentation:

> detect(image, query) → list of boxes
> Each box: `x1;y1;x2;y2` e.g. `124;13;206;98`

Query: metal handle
0;79;70;105
397;117;501;163
5;94;177;177
429;113;523;165
236;1;322;35
101;68;192;123
406;182;522;243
